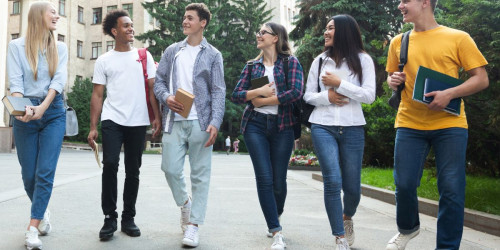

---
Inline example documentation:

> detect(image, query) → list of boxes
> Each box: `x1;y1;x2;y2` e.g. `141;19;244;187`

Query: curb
312;173;500;237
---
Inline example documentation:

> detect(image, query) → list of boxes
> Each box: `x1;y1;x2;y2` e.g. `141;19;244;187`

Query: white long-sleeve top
303;52;376;126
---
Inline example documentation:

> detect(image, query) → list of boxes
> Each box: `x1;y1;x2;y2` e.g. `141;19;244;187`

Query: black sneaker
121;219;141;237
99;217;117;240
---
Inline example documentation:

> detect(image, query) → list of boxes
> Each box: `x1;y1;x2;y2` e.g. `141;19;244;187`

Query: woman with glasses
303;14;375;249
231;22;303;250
6;2;67;249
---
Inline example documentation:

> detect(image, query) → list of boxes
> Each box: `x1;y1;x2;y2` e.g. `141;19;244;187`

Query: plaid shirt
231;54;303;134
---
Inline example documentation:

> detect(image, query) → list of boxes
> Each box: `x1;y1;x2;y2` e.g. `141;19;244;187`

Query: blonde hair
25;1;58;81
254;22;292;61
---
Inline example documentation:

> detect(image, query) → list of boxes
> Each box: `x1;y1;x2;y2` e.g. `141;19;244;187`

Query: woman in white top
303;14;375;249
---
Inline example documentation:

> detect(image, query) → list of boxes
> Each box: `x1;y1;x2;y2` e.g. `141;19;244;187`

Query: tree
66;78;101;143
137;0;272;150
436;0;500;176
290;0;403;97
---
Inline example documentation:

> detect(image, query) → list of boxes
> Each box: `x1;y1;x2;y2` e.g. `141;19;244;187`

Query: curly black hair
102;9;129;39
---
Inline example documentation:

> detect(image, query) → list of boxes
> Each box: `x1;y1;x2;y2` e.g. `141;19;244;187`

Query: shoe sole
182;240;199;247
121;228;141;237
99;232;115;240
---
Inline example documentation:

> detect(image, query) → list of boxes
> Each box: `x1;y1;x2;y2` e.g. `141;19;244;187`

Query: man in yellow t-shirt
385;0;489;249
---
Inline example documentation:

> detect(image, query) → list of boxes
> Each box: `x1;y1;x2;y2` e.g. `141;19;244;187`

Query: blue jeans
244;112;294;233
161;120;212;225
394;127;467;250
13;94;65;220
311;124;364;236
101;120;146;220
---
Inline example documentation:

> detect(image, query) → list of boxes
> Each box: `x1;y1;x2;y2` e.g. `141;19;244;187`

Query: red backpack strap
138;48;154;122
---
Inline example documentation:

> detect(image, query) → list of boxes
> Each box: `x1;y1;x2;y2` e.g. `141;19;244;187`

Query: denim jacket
154;38;226;133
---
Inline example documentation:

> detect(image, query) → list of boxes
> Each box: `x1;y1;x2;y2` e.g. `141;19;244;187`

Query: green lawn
361;167;500;216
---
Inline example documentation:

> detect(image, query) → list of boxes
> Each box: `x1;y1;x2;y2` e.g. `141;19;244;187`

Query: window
12;1;21;14
11;33;19;40
288;8;292;22
92;8;102;24
76;75;83;81
78;6;84;23
77;40;83;58
107;5;117;13
59;0;65;16
57;34;65;42
123;4;133;18
92;42;102;59
106;41;115;52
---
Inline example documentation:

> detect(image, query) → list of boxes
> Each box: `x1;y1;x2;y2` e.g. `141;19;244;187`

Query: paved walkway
0;149;498;249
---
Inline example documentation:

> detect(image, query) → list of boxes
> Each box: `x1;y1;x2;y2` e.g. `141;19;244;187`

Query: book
422;78;461;115
412;66;464;115
2;96;33;116
92;140;102;168
175;88;195;118
250;76;269;90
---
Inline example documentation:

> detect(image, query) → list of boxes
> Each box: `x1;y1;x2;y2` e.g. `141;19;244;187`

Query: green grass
361;167;500;216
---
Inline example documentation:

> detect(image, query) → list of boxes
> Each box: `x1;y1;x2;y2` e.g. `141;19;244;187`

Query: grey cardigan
154;38;226;133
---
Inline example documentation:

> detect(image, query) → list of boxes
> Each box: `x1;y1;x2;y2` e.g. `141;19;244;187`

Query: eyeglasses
256;30;276;37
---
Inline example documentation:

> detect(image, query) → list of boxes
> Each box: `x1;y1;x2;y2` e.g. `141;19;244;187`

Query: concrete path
0;149;498;249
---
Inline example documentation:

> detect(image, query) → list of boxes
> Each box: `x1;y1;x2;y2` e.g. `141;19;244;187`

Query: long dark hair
324;14;365;83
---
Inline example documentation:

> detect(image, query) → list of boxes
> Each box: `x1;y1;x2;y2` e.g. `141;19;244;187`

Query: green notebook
412;66;464;115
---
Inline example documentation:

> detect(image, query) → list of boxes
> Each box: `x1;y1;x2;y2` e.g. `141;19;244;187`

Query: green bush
362;96;397;167
66;78;100;143
293;149;311;156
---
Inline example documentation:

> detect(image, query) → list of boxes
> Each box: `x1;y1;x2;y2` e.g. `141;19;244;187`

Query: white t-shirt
254;65;278;115
174;44;201;121
225;138;230;146
93;48;156;126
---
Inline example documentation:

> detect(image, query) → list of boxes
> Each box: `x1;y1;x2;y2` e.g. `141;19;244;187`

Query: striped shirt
231;54;304;133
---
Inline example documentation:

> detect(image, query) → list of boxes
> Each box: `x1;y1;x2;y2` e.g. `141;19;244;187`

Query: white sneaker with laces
386;229;420;250
182;225;199;247
271;232;286;250
344;219;354;246
267;215;281;238
25;226;42;250
180;197;191;233
38;209;51;236
335;237;350;250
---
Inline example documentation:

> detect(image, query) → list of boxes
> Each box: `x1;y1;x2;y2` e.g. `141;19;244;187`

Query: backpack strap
398;30;411;72
138;48;148;79
138;48;154;122
246;61;254;83
284;56;289;85
317;57;323;92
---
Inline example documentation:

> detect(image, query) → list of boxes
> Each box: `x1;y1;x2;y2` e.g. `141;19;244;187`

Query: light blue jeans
394;127;467;250
161;120;212;225
311;124;364;237
13;95;65;220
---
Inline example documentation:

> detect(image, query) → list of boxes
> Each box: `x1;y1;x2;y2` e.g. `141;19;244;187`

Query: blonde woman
6;2;67;249
231;22;303;250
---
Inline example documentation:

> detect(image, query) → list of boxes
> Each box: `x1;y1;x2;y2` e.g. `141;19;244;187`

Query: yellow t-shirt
386;26;488;130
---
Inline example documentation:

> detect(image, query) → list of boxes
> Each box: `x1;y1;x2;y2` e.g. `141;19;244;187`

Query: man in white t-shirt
225;136;231;155
154;3;225;248
87;10;158;241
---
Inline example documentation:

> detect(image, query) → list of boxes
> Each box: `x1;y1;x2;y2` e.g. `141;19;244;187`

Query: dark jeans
243;112;294;233
394;127;468;249
101;120;146;220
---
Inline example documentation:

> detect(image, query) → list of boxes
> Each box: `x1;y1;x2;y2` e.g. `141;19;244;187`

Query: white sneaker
335;237;350;250
182;225;199;247
344;219;354;246
271;232;286;250
386;229;420;250
180;197;191;233
267;215;281;238
38;209;51;236
25;226;42;250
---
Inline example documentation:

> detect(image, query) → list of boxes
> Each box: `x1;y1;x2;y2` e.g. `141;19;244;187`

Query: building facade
1;0;299;127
